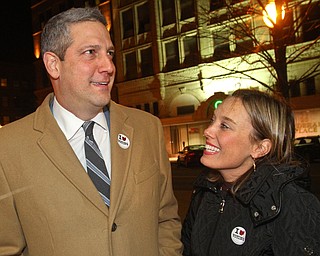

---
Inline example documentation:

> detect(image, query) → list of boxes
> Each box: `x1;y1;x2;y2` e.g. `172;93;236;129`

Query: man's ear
252;139;272;159
43;52;60;79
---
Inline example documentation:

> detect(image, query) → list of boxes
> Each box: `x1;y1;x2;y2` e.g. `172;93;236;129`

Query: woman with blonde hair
182;89;320;256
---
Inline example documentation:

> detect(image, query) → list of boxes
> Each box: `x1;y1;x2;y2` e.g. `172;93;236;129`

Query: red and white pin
117;133;130;149
231;226;246;245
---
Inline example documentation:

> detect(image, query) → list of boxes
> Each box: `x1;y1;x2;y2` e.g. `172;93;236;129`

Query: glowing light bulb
263;2;285;28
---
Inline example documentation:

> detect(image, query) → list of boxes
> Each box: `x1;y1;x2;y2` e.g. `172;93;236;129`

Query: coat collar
235;163;303;203
237;163;305;226
194;162;305;226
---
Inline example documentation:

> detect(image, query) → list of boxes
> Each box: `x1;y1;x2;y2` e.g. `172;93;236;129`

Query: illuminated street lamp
262;1;289;98
263;2;285;28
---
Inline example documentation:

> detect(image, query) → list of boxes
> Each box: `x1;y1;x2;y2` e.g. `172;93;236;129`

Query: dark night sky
0;0;34;63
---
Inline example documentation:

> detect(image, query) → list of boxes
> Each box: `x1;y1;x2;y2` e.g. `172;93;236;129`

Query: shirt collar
52;97;108;140
91;112;108;132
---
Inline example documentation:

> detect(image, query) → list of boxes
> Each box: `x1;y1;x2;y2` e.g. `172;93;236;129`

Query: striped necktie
83;121;110;206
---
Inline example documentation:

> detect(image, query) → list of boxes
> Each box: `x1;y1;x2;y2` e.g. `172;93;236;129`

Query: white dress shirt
52;97;111;178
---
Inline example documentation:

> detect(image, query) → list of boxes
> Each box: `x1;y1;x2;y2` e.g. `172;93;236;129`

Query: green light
214;100;223;109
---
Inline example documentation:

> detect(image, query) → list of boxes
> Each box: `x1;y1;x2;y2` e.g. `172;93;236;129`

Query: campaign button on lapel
117;134;130;149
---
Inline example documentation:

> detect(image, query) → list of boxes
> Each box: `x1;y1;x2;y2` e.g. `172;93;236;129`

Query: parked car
294;135;320;163
177;144;205;167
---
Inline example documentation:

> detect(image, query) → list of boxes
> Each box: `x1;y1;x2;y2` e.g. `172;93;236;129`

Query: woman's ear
252;139;272;159
43;52;60;79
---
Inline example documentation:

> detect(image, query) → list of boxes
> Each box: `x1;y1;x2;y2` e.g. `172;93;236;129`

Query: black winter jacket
181;163;320;256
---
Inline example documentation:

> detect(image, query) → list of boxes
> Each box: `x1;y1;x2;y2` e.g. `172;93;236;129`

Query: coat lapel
108;101;133;220
34;94;109;216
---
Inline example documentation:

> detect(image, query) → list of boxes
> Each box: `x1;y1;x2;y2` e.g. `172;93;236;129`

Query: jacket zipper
206;191;226;254
219;199;226;213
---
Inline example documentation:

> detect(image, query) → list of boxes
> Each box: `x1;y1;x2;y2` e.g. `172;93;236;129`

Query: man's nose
98;54;115;74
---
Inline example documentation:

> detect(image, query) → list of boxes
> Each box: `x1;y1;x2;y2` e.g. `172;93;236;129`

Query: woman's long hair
207;89;296;193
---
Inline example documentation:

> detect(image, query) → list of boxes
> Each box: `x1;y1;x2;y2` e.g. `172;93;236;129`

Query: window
177;105;195;115
124;52;138;80
137;2;150;34
290;80;300;97
183;35;199;67
210;0;225;11
165;40;180;71
120;0;135;6
213;30;230;59
305;77;316;95
162;0;176;26
144;103;150;112
153;102;159;116
281;10;295;45
124;47;154;80
232;21;254;54
301;3;320;42
181;0;195;20
141;47;154;77
122;8;134;38
121;2;151;38
1;78;7;87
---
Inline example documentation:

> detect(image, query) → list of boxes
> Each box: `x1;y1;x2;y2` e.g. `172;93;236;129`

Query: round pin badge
117;133;130;149
231;226;246;246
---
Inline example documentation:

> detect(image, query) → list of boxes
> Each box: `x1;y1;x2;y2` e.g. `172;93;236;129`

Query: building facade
111;0;320;157
30;0;320;157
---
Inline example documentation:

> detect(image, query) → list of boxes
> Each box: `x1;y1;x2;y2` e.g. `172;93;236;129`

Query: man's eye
220;123;229;129
108;50;115;58
84;49;95;55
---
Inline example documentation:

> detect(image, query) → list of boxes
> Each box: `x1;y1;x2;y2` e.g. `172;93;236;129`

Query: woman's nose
204;128;210;138
204;125;216;138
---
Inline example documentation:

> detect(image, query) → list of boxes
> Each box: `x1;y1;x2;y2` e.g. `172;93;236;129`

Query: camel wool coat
0;93;182;256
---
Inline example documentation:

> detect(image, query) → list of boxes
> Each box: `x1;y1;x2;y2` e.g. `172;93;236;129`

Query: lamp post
263;1;289;99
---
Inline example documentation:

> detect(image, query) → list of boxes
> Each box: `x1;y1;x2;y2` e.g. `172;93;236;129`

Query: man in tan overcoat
0;7;182;256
